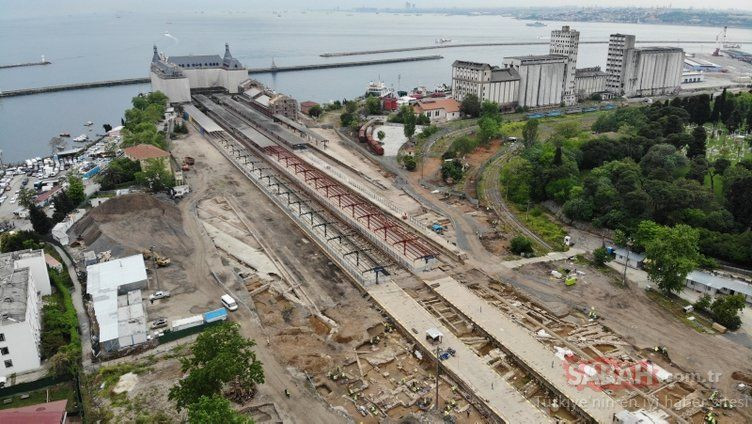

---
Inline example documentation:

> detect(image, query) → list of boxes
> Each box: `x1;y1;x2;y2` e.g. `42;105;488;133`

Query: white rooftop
86;254;147;295
687;270;752;297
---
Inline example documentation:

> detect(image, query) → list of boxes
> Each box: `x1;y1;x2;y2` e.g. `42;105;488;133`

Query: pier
320;40;749;57
0;59;51;70
0;55;443;98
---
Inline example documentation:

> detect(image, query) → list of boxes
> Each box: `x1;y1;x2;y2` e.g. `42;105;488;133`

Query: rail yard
177;92;748;423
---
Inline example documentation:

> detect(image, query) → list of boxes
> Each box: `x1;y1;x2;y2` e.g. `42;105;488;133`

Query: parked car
150;318;168;329
149;290;171;301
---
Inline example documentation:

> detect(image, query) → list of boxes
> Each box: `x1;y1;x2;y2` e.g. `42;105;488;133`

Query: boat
365;81;391;97
723;43;741;49
84;121;93;126
435;38;452;44
59;132;70;137
73;134;88;142
526;21;546;27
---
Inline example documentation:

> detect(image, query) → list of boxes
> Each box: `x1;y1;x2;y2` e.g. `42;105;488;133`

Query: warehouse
622;47;684;97
574;67;608;100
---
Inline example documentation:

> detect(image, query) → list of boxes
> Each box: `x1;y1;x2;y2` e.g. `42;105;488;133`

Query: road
53;245;94;371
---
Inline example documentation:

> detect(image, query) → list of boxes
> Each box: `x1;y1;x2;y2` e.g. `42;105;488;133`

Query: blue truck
203;308;228;324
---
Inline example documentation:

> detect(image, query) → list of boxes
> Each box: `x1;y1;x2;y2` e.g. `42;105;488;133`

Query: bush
440;159;463;183
510;236;534;255
694;294;712;311
403;155;417;171
592;247;611;266
710;294;745;330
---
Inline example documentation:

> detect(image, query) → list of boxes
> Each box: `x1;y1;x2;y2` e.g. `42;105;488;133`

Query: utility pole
435;344;440;411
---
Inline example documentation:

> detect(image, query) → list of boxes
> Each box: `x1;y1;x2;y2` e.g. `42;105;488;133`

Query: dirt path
171;133;349;424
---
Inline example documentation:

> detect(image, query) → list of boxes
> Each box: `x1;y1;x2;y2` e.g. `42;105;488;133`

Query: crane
712;27;727;56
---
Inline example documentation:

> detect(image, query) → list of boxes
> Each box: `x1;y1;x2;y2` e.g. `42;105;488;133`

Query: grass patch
0;382;75;411
644;289;715;333
94;361;153;402
512;206;567;251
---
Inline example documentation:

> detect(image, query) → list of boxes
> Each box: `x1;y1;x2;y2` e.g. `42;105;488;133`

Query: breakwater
0;55;444;98
320;40;748;57
0;60;51;69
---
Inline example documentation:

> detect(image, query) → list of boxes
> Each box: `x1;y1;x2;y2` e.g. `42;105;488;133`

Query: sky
1;0;751;19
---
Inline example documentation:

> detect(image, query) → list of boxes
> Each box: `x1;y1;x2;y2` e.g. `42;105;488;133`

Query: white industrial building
150;43;247;104
685;271;752;306
8;249;51;296
450;61;521;109
574;67;609;100
623;46;684;97
86;254;149;353
502;55;566;108
549;26;580;106
0;253;46;378
606;34;636;93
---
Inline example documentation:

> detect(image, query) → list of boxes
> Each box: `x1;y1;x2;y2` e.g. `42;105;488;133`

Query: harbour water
1;9;752;162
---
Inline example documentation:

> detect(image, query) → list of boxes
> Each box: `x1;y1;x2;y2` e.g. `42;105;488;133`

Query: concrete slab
367;280;552;423
427;276;623;423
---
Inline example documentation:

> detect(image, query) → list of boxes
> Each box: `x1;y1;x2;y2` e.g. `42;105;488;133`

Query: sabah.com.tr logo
562;356;664;391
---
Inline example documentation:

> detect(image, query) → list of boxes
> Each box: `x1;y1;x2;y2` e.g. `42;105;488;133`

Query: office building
606;34;636;93
549;26;580;106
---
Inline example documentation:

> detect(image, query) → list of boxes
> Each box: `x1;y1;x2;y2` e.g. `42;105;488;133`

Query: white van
221;294;238;311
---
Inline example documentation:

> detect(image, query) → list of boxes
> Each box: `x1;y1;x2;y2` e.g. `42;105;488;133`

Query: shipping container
171;315;204;331
203;308;228;324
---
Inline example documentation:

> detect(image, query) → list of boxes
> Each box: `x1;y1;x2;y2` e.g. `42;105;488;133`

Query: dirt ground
511;259;752;419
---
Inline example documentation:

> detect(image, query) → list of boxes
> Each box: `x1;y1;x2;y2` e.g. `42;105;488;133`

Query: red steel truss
265;145;434;262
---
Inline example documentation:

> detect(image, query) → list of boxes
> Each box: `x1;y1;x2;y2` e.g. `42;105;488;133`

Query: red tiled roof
413;98;460;114
300;101;319;107
123;144;169;161
34;185;63;204
0;399;67;424
45;253;62;268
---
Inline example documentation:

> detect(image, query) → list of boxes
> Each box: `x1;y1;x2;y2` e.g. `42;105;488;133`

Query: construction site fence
203;132;379;289
0;374;71;398
157;320;222;344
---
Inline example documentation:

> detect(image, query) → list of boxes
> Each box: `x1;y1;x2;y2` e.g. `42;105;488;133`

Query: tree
29;205;53;235
308;104;322;118
103;123;113;133
0;231;42;253
416;113;431;125
66;175;85;207
688;126;707;158
187;395;252;424
459;94;481;117
642;223;700;294
440;159;463;183
377;130;385;141
365;96;381;115
18;188;36;208
694;294;712;311
510;236;534;255
402;155;417;171
99;157;141;190
169;322;264;410
477;116;499;145
522;119;539;148
480;101;502;123
710;294;745;330
402;106;416;139
723;164;752;229
135;158;175;192
592;247;611;266
500;157;534;205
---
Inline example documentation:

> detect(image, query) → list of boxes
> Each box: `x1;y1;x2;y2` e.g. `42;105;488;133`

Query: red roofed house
299;101;320;116
412;98;461;123
0;399;68;424
123;144;172;175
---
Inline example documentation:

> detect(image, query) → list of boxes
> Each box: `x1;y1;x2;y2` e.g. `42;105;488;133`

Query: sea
1;9;752;163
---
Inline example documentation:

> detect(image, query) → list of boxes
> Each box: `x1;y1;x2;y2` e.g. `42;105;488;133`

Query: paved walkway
428;275;623;424
367;280;552;423
53;245;94;371
500;248;586;269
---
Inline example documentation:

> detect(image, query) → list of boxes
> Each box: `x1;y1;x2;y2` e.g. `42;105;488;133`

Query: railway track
480;143;555;251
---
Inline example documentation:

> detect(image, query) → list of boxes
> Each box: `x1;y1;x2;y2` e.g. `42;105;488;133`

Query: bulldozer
143;247;171;267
